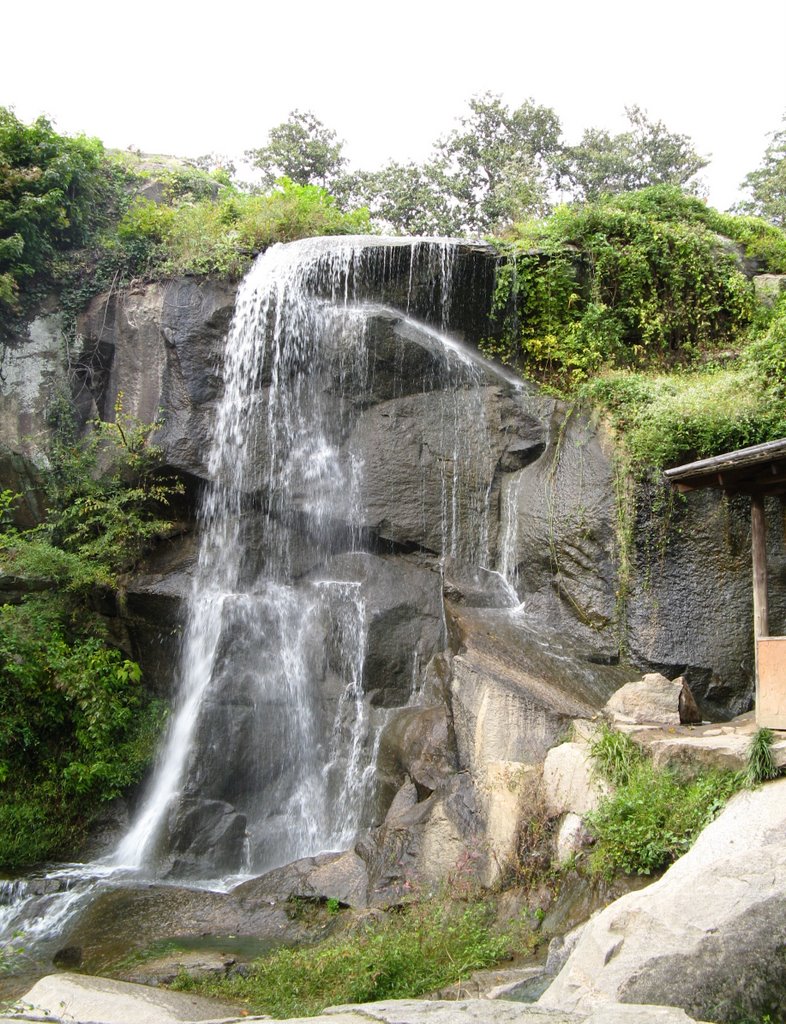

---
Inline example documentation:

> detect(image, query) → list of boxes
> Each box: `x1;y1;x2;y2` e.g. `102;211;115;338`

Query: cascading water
0;235;525;958
113;237;501;880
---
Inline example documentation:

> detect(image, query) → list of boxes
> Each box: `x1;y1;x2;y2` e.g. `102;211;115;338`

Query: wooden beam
751;495;769;641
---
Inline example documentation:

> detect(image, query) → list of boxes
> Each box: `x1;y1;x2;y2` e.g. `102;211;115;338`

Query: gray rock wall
2;254;782;885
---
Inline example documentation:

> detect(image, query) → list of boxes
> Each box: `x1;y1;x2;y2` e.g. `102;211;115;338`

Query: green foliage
433;92;562;232
580;299;786;469
736;115;786;227
589;724;644;787
0;595;165;868
558;106;708;201
1;397;183;590
337;162;457;236
490;186;761;389
746;728;780;786
246;110;346;190
0;107;131;318
587;729;744;877
0;403;175;868
171;897;514;1017
113;178;371;279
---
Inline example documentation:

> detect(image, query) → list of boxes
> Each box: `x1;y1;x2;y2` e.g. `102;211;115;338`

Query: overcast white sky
3;0;785;211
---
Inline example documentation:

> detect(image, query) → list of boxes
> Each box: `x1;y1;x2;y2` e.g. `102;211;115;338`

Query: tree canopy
245;99;717;236
432;92;562;232
246;110;346;190
557;106;709;202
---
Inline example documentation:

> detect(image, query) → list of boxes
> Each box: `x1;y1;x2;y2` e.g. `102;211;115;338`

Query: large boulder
353;384;547;562
604;673;683;726
542;741;608;818
539;778;786;1022
448;605;633;775
77;279;237;478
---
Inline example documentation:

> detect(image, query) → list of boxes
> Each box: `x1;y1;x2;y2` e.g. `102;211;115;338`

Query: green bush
587;728;744;877
0;107;131;318
579;296;786;470
114;177;372;280
489;186;765;389
171;898;514;1017
746;728;780;786
0;595;166;868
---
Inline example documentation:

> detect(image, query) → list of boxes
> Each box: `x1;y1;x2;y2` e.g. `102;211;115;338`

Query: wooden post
751;495;769;641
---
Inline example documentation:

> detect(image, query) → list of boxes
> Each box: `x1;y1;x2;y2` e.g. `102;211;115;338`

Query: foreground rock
6;972;241;1023
6;975;713;1023
538;777;786;1022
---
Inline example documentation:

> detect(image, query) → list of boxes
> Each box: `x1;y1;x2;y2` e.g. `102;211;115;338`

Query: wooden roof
663;438;786;496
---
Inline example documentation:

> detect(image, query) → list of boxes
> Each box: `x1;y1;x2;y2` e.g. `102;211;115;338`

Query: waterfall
112;237;498;880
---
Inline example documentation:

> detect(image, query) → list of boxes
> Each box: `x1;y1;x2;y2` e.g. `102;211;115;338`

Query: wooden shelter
664;438;786;728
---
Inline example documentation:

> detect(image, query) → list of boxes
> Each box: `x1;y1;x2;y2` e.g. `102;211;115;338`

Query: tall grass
170;897;519;1017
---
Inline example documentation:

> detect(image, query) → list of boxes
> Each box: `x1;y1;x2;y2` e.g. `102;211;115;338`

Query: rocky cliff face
0;243;780;888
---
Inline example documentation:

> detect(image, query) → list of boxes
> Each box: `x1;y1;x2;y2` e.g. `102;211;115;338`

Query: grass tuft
746;728;780;786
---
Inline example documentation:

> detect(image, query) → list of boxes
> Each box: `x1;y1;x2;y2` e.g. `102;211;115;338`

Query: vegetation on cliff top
0;107;370;334
5;101;784;470
483;186;786;469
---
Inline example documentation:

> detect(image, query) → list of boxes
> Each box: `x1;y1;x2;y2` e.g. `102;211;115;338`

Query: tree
0;107;119;309
246;110;346;190
434;92;563;232
560;106;708;201
336;162;456;235
736;116;786;227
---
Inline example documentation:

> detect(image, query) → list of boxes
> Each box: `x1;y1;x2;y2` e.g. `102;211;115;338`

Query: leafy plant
490;187;760;389
113;178;371;280
586;729;744;877
0;402;175;868
0;107;132;322
589;724;644;787
0;594;165;868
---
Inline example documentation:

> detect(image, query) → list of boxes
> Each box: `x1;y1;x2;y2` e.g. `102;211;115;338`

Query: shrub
114;177;372;281
586;729;744;877
489;186;762;389
746;728;779;786
0;107;132;320
0;596;165;868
